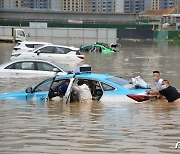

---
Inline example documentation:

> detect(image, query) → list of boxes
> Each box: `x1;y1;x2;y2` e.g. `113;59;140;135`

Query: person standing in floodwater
152;71;163;90
72;80;92;103
151;80;180;103
147;71;163;96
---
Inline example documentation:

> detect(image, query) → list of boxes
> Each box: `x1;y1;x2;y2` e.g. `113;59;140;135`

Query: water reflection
0;41;180;153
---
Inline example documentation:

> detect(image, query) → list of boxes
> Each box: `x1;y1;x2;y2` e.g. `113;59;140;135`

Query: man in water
59;80;69;96
147;71;163;96
152;70;163;90
72;79;92;103
152;80;180;103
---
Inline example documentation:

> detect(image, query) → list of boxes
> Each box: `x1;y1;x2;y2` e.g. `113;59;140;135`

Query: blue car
0;66;152;103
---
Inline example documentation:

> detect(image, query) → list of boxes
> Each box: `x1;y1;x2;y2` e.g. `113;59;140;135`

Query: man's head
65;80;69;85
162;80;170;86
78;80;84;86
161;80;170;89
153;71;161;82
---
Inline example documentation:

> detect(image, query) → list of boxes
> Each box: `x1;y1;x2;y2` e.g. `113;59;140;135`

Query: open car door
26;78;54;103
63;78;76;103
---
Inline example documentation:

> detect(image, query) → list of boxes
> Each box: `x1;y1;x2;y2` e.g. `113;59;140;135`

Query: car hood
0;91;27;100
0;90;48;103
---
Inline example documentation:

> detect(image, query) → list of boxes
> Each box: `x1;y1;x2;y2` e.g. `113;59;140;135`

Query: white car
0;59;70;78
11;45;84;66
12;41;52;53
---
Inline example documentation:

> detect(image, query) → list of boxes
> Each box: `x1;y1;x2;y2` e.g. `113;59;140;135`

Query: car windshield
30;47;38;52
106;76;130;86
34;78;53;92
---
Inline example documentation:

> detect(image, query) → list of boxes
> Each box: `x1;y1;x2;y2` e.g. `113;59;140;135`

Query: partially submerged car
0;65;152;104
0;59;69;78
79;42;120;53
11;44;84;65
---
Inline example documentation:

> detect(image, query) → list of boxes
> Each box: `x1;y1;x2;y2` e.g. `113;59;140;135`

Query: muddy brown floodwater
0;40;180;154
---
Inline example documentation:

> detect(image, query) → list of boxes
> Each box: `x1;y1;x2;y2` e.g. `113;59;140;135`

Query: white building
144;0;161;11
115;0;124;13
0;0;17;8
51;0;61;10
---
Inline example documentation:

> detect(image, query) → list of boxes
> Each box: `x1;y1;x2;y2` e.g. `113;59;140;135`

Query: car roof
33;44;79;51
18;41;52;45
0;59;68;71
55;72;116;83
81;43;110;49
9;59;58;63
52;72;148;94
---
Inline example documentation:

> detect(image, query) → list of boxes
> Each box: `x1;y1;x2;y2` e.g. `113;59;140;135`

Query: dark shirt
159;86;180;102
59;82;68;95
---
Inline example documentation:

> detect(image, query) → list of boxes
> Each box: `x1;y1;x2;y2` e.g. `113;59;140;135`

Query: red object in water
127;94;150;102
77;55;84;59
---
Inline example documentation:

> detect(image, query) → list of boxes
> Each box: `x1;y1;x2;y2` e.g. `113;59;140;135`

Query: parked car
12;41;52;53
11;44;84;65
0;59;69;78
0;65;152;104
79;42;120;53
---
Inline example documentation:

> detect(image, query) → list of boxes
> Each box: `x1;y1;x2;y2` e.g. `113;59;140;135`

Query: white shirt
157;78;163;90
72;84;92;102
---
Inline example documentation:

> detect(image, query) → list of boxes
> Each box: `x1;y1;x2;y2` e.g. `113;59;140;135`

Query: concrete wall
115;0;124;13
0;26;117;46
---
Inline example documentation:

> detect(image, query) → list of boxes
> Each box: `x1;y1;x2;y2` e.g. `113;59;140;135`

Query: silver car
0;59;70;78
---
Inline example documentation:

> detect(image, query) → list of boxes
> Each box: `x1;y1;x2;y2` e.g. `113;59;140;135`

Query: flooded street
0;40;180;153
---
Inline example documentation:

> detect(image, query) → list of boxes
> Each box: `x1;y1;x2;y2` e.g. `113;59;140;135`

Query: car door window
21;62;34;70
36;62;61;72
8;62;35;70
17;30;25;37
34;79;52;92
81;45;93;52
38;46;55;53
4;63;15;69
95;46;102;52
101;82;115;91
55;47;71;54
48;79;70;99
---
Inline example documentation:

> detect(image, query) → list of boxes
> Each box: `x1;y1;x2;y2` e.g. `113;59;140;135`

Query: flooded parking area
0;40;180;153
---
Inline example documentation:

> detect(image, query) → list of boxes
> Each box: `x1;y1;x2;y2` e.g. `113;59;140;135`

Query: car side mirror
67;71;73;74
37;50;41;55
53;68;60;73
25;87;33;93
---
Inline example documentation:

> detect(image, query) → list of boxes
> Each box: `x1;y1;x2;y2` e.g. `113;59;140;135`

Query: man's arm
72;84;80;93
147;90;159;95
147;90;163;99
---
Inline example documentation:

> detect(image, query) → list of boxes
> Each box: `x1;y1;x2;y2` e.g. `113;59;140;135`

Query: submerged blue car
0;66;152;103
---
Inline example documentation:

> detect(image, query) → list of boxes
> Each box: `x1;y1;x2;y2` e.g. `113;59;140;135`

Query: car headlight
11;53;21;57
